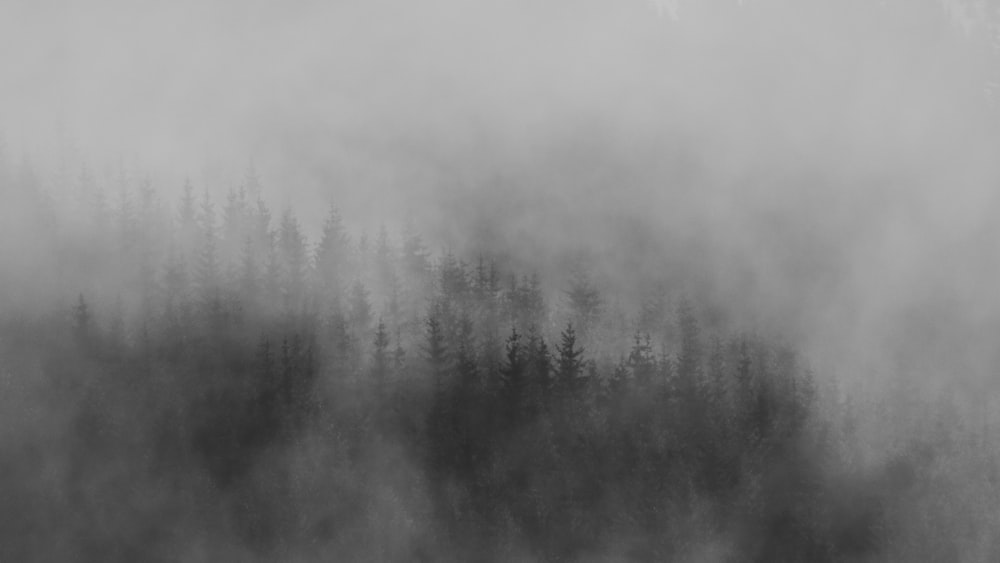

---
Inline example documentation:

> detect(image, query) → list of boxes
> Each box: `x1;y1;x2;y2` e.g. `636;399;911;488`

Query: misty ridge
4;0;1000;561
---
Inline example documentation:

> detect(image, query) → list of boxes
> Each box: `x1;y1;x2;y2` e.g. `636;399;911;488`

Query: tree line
0;158;994;561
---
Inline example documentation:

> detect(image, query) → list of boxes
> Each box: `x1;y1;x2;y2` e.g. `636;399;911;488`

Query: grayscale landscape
2;0;1000;561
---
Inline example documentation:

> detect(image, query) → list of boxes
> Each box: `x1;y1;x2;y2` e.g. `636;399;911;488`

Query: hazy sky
4;0;1000;398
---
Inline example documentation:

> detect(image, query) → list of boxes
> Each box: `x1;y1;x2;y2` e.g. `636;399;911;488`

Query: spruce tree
556;323;584;400
314;205;350;301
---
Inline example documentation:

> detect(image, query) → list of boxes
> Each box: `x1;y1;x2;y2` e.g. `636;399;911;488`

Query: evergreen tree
261;235;282;312
326;307;358;386
706;335;728;417
627;331;656;390
178;177;197;229
314;205;350;302
392;327;406;373
566;268;602;339
500;327;527;426
221;185;249;260
401;220;431;281
424;306;454;479
195;189;222;324
439;251;468;302
162;239;189;316
555;323;584;400
454;313;478;391
373;224;396;303
525;330;553;415
115;164;136;256
372;317;390;390
255;335;277;428
424;308;450;387
278;209;307;310
348;280;372;339
253;196;272;248
676;298;703;403
238;236;259;307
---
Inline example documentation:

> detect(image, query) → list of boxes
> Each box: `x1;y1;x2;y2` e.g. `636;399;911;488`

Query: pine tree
676;298;702;400
253;335;274;423
734;335;753;419
176;177;199;268
222;185;249;259
372;317;390;389
526;272;544;313
278;209;307;310
474;256;490;300
253;196;272;248
609;356;630;400
454;313;478;391
525;330;553;415
348;281;372;338
373;224;396;302
178;177;197;228
314;205;350;302
567;269;602;338
195;189;222;325
115;164;136;256
399;221;431;325
424;308;450;387
706;335;728;416
500;327;526;426
556;323;585;400
326;307;357;385
627;331;656;390
401;221;431;281
439;251;468;302
424;306;454;478
238;236;259;307
162;239;189;316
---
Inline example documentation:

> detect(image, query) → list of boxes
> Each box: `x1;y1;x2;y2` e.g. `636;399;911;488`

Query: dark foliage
0;169;983;562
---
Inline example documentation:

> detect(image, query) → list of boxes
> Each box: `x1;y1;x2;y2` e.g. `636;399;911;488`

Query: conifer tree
525;330;553;415
278;209;307;310
500;327;527;426
372;317;390;390
314;205;350;302
566;269;602;338
676;298;703;406
195;189;223;325
556;323;584;399
401;221;431;281
348;280;372;339
424;308;450;387
178;177;197;229
238;236;259;308
627;331;656;390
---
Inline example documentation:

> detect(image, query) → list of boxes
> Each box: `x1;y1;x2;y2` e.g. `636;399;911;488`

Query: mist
3;0;1000;560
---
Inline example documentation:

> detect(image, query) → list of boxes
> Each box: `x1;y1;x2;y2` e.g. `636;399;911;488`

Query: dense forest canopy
3;0;1000;561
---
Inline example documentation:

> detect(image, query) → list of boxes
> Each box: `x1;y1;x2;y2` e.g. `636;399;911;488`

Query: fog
3;0;1000;559
5;0;999;383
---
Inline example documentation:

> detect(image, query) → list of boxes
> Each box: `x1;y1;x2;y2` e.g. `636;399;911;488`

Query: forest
0;153;996;562
5;0;1000;561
